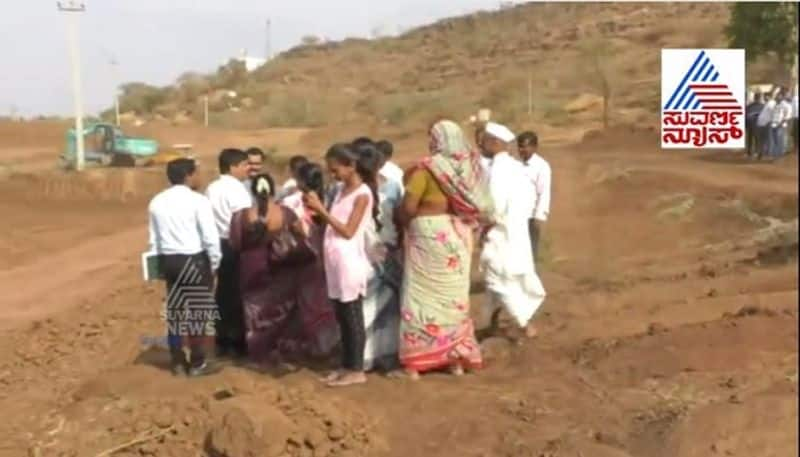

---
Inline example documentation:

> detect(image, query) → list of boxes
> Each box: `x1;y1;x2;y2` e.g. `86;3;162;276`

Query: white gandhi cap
484;122;516;143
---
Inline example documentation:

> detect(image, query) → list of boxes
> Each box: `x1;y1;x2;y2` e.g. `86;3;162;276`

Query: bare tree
580;39;615;129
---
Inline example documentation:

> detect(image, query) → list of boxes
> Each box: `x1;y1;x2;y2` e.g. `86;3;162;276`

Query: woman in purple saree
228;172;338;365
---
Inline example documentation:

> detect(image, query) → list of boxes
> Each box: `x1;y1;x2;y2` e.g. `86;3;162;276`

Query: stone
207;396;297;457
327;425;346;442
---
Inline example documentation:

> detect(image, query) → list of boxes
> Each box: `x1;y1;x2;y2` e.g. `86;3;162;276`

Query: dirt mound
28;370;384;457
209;388;382;457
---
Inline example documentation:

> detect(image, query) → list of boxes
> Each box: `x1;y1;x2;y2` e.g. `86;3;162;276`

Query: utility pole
109;56;120;126
58;0;86;171
265;19;272;60
527;73;533;118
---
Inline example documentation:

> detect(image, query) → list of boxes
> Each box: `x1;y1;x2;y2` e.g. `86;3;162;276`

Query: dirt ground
0;120;797;457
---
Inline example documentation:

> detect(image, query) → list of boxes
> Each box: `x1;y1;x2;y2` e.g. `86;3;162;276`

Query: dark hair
375;140;393;160
351;137;374;149
245;147;265;159
288;155;309;175
517;131;538;147
249;172;275;218
218;148;248;173
166;158;196;185
296;162;325;199
353;144;382;231
326;143;381;231
296;162;325;225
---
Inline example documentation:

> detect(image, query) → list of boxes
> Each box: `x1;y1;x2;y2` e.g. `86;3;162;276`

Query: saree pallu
363;249;402;371
399;214;482;373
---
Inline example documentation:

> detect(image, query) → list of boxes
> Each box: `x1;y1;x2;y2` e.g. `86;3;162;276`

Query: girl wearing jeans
303;143;380;387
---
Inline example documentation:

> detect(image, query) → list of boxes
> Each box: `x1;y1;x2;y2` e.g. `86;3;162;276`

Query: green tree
726;2;798;84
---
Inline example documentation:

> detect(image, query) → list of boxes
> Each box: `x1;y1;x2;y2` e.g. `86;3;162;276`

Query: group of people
147;118;552;386
744;86;798;159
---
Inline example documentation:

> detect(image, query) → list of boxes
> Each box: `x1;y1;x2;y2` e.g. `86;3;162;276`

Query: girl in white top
302;143;380;387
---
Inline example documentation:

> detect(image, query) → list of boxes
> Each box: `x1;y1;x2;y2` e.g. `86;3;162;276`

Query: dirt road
0;125;796;457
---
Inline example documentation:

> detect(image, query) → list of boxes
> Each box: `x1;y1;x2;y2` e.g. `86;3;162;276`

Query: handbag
267;208;318;267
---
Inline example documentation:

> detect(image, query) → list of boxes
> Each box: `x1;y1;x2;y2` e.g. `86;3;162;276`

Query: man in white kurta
479;123;546;340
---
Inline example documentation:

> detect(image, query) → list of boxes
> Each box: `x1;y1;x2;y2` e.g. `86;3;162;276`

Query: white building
228;49;267;72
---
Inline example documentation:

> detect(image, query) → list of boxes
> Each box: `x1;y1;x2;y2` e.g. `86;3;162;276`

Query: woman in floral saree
396;119;493;379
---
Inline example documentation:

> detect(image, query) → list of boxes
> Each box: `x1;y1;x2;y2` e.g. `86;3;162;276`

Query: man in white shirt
773;91;793;157
479;122;546;342
275;155;309;201
242;147;265;199
375;140;405;191
517;131;551;263
205;148;252;359
792;88;799;155
756;93;775;159
148;158;222;377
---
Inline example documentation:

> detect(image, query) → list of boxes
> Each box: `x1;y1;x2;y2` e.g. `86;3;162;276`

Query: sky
0;0;520;117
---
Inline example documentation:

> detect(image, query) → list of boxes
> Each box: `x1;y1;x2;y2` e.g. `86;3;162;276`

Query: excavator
60;123;192;169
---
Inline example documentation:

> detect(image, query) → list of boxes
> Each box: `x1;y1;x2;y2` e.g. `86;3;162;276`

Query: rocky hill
111;2;777;132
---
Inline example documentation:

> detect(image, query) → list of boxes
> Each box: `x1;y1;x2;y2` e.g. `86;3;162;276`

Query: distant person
302;144;379;387
396;120;491;380
148;158;221;377
276;155;309;201
354;142;403;372
352;136;375;149
792;87;799;154
516;131;551;262
756;93;775;159
480;122;546;342
775;92;793;156
243;147;266;196
375;140;404;190
205;148;252;359
745;93;765;157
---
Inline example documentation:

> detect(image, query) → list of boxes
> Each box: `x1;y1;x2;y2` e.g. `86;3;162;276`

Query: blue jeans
768;126;785;156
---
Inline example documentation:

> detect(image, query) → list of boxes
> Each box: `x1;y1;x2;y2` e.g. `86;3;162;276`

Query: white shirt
275;178;298;201
205;174;252;240
148;185;222;271
523;154;552;222
773;99;793;126
757;100;775;127
379;161;405;191
483;152;535;276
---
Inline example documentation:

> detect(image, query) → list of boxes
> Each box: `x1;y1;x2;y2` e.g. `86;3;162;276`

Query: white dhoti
481;150;547;329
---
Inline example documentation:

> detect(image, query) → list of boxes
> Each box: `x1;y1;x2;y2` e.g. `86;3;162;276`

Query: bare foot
326;371;367;387
319;370;343;383
525;324;539;339
450;364;464;377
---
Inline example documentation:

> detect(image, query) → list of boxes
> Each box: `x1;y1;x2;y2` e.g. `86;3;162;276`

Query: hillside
113;2;778;133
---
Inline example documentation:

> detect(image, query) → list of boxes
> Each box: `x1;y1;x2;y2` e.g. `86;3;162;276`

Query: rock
313;443;335;457
327;425;346;442
138;442;157;455
305;428;327;449
208;396;296;457
152;408;173;429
